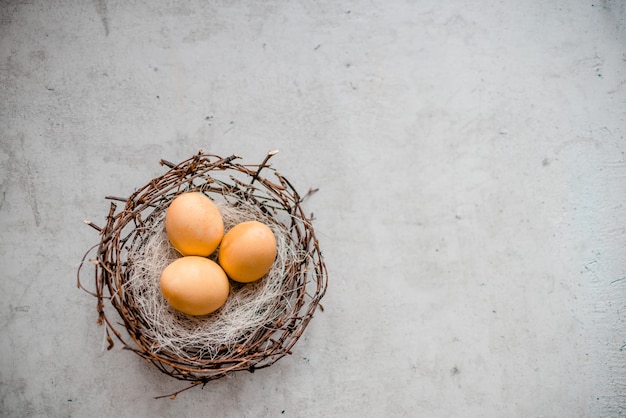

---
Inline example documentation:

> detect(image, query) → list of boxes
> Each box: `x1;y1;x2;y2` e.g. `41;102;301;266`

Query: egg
160;256;230;316
165;192;224;256
218;220;277;283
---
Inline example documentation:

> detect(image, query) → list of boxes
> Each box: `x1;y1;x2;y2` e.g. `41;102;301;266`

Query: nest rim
77;151;328;399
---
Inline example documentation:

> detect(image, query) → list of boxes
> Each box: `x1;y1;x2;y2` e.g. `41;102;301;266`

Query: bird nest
77;151;328;399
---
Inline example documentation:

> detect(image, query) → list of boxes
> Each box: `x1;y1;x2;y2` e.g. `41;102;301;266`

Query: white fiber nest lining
125;201;300;362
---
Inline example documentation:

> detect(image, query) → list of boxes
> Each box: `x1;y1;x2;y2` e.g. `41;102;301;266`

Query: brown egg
218;221;277;283
160;256;230;316
165;192;224;256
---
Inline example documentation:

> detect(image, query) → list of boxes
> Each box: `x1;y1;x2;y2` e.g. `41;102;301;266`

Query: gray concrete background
1;1;626;417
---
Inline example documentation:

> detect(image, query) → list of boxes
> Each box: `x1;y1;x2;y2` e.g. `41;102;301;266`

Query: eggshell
165;192;224;256
160;256;230;316
218;221;277;283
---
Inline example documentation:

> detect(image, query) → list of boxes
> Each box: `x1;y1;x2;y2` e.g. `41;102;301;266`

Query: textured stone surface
1;1;625;416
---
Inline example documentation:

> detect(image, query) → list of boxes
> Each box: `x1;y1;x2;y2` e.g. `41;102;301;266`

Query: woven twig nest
78;151;328;399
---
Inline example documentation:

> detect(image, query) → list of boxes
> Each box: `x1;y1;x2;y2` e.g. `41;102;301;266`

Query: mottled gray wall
1;1;625;417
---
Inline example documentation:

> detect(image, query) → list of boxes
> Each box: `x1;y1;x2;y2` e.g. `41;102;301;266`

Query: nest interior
78;151;328;398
